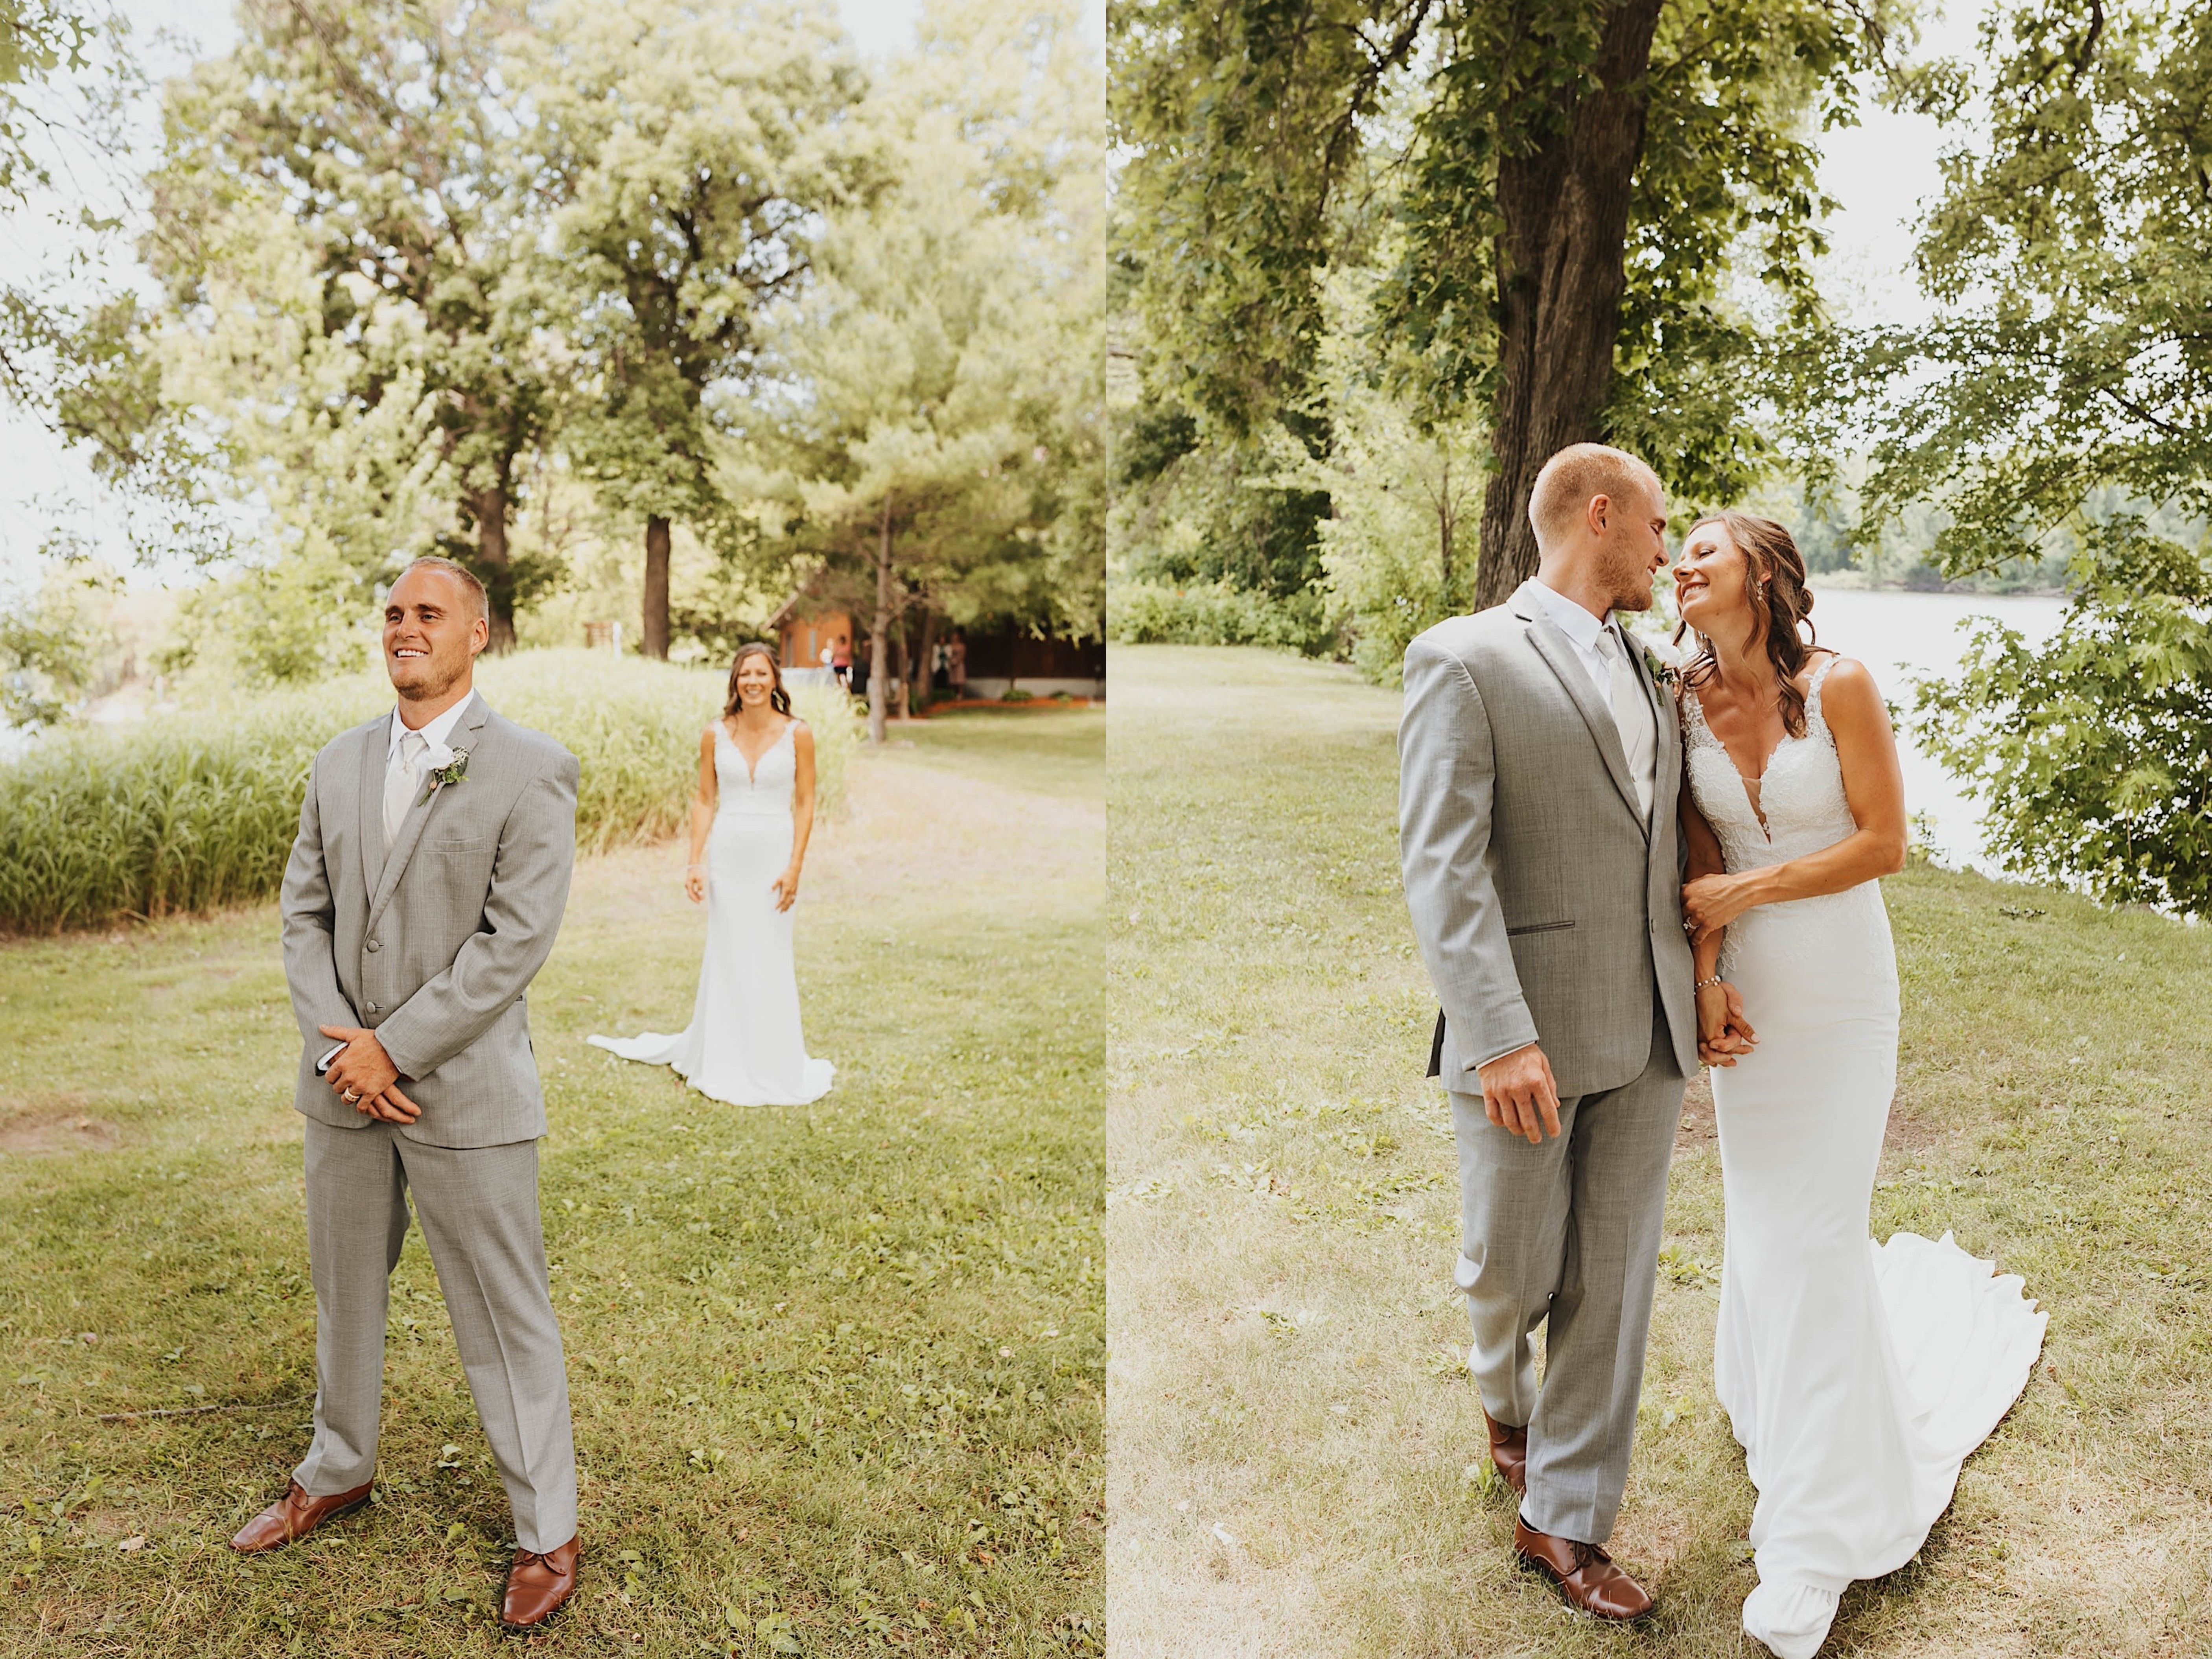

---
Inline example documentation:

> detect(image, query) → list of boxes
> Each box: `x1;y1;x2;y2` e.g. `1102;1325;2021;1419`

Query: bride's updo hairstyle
1676;510;1821;738
724;641;794;718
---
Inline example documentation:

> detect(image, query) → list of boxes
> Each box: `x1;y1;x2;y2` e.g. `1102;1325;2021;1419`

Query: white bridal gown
588;720;834;1107
1683;658;2046;1659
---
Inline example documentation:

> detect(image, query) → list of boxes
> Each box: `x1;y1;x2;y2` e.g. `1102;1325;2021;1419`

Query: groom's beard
1597;547;1658;613
389;642;472;703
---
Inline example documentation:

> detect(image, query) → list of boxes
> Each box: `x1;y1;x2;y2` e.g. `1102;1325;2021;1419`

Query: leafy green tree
746;0;1102;743
0;0;98;197
1819;0;2212;910
1276;270;1486;683
525;0;863;658
0;563;109;727
144;0;557;648
1113;0;1904;608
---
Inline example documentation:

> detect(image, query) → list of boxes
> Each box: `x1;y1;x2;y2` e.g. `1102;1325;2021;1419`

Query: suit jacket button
365;1002;379;1014
366;939;381;952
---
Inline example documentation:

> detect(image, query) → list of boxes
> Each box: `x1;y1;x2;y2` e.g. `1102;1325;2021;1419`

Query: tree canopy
1112;0;1905;608
1816;0;2212;911
738;0;1103;739
2;0;1103;711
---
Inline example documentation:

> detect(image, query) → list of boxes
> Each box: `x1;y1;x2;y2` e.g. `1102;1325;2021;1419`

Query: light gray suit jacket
1400;579;1698;1099
280;694;580;1149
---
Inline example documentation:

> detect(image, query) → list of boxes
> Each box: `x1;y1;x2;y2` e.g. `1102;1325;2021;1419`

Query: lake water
1795;587;2066;873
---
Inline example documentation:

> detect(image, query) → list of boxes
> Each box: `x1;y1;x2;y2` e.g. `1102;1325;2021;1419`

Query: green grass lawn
0;718;1103;1657
1107;645;2212;1658
895;710;1105;806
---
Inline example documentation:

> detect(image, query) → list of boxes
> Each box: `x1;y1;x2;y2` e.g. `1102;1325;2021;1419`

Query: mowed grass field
1106;646;2212;1658
0;710;1103;1657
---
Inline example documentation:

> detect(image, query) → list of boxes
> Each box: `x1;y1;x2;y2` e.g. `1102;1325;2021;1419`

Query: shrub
0;649;861;934
1106;578;1338;654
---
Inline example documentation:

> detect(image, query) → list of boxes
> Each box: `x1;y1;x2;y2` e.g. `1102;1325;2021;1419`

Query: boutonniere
429;748;470;789
1639;644;1679;688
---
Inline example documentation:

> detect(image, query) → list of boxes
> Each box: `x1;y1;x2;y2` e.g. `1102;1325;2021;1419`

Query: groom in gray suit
1400;444;1748;1619
232;556;583;1631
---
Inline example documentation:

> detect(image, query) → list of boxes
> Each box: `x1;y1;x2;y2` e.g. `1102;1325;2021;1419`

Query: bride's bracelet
685;862;705;871
1694;974;1723;992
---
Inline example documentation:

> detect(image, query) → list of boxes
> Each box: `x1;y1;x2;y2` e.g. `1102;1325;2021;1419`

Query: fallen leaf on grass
116;1536;145;1552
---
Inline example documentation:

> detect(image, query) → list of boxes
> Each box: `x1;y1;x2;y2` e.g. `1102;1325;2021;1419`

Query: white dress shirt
1530;579;1656;822
383;690;476;845
387;689;476;773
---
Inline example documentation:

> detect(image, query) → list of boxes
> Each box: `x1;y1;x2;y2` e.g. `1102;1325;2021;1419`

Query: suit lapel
366;694;492;937
358;715;388;900
1636;633;1679;826
1514;584;1647;834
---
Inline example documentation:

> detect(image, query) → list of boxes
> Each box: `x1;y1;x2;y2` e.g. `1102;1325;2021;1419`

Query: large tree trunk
469;482;517;652
1472;0;1666;613
891;608;912;721
642;514;672;660
867;501;893;746
912;603;939;715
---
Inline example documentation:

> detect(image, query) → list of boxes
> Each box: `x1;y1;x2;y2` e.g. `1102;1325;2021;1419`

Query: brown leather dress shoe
1483;1409;1528;1497
1513;1517;1653;1620
229;1479;375;1553
500;1536;580;1630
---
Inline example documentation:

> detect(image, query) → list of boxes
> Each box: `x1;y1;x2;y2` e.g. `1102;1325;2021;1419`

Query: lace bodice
1682;657;1858;875
1682;654;1893;990
713;719;796;818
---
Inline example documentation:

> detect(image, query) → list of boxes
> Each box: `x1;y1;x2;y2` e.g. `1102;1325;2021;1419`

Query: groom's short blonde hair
1529;443;1658;550
395;555;488;626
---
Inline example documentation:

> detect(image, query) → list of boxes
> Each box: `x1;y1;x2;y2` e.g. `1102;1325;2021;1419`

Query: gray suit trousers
293;1118;578;1552
1451;998;1683;1544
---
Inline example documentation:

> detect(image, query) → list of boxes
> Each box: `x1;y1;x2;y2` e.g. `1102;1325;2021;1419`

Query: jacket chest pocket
1506;920;1577;937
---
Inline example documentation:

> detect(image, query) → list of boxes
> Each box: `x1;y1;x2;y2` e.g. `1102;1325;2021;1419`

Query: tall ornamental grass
0;649;861;934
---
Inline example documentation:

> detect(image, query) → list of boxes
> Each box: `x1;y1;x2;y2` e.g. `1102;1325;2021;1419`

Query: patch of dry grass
1106;645;2212;1659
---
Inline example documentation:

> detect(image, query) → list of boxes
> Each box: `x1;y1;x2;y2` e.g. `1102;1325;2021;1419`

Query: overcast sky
4;0;1966;592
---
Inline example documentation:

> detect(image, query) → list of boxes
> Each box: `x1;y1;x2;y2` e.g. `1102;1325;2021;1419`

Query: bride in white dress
1671;512;2046;1658
589;643;834;1106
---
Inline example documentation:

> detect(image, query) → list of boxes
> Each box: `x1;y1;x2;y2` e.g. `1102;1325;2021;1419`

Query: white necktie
1598;626;1656;823
384;729;426;848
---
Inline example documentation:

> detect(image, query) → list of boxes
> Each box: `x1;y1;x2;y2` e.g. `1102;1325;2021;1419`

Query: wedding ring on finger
341;1089;360;1104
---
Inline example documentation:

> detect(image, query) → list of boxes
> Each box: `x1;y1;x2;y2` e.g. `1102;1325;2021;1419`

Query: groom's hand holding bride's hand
1695;981;1758;1068
1476;1043;1562;1144
317;1024;422;1123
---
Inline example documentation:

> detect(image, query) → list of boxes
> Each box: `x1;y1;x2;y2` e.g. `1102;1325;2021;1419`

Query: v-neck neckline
724;718;792;785
1688;686;1797;839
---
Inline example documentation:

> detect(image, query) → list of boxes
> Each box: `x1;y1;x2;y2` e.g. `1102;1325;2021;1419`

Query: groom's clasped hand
314;1022;420;1122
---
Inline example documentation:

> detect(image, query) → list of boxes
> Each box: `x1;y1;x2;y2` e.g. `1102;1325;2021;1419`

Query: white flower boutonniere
430;748;470;789
1639;643;1679;689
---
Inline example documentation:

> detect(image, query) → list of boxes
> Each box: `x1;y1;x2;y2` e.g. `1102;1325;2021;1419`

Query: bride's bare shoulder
1810;654;1888;720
